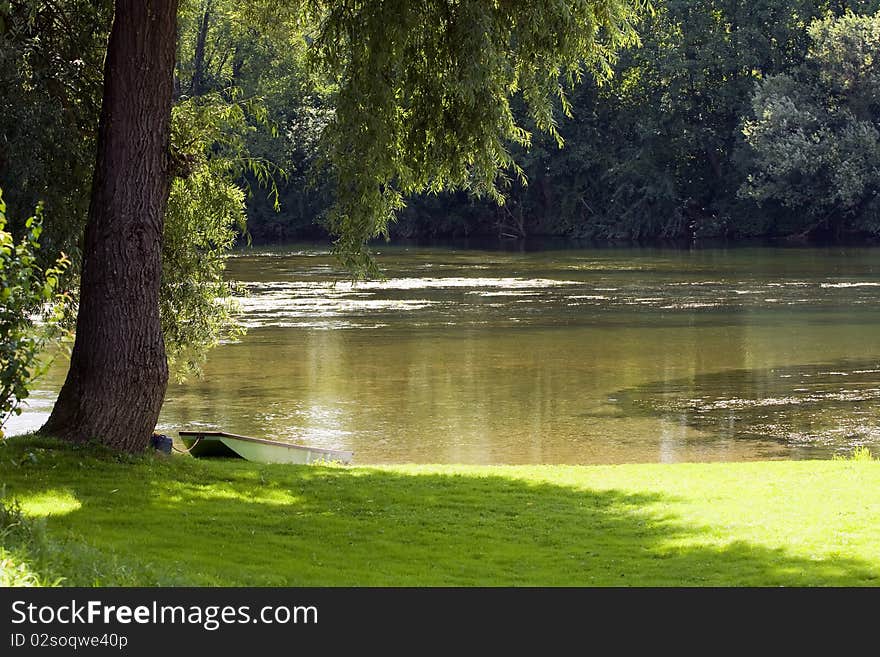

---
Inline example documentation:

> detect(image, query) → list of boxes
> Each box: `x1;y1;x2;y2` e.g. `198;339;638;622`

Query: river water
10;245;880;464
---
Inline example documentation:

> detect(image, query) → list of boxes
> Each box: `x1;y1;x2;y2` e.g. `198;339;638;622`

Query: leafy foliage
386;0;880;243
175;1;335;242
0;190;68;438
741;10;880;238
2;1;293;380
9;1;880;264
0;0;111;261
164;92;284;378
311;0;646;273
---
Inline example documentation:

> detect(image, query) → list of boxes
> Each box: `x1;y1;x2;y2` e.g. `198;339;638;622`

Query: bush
0;189;69;439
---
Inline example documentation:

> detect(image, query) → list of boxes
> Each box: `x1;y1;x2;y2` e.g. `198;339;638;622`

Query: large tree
41;0;178;449
42;0;644;451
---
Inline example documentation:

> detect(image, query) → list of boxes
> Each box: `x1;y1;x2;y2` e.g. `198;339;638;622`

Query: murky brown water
10;244;880;464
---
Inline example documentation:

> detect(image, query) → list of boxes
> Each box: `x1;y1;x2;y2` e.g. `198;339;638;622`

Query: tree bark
41;0;179;452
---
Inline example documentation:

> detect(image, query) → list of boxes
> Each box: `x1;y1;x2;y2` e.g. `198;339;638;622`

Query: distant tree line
245;0;880;245
390;1;880;244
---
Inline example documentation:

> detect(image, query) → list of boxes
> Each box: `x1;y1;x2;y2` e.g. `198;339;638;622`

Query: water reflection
614;360;880;450
8;245;880;464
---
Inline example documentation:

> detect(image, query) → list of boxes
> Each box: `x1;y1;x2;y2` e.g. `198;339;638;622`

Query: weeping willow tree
43;0;646;451
314;1;646;273
162;92;279;379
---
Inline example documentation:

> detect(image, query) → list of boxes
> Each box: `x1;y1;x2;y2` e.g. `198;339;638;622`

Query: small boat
177;430;353;465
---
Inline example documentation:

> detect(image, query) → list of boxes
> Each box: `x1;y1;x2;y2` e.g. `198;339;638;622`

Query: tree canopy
312;0;644;271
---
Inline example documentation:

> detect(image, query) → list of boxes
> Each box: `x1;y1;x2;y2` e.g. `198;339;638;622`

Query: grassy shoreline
2;435;879;586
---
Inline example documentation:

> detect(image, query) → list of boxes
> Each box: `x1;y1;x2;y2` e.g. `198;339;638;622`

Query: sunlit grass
1;549;50;587
833;445;875;462
2;435;880;586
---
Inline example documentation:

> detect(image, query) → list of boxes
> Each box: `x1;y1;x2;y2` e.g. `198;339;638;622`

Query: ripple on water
611;359;880;453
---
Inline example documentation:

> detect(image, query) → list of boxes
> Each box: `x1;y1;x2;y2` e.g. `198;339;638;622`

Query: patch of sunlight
157;481;303;507
0;548;46;586
19;490;81;518
362;464;606;495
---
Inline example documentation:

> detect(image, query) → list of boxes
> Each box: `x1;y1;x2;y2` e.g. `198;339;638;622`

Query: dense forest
4;0;880;256
396;0;880;244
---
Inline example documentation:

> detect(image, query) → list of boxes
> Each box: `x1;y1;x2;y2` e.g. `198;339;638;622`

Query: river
10;244;880;464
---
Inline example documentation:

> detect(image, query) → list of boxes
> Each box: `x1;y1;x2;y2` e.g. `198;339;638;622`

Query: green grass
2;435;880;586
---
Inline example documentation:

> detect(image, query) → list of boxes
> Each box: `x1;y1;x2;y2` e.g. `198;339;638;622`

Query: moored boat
177;430;353;465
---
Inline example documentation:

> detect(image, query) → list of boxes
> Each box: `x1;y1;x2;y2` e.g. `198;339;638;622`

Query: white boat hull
178;431;353;465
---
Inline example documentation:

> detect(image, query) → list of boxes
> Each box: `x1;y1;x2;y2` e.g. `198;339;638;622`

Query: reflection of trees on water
614;358;880;457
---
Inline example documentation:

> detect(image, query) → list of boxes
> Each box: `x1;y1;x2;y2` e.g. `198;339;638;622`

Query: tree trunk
41;0;179;452
231;46;245;85
191;0;212;96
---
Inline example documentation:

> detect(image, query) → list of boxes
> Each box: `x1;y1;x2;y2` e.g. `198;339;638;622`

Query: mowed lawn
2;435;880;586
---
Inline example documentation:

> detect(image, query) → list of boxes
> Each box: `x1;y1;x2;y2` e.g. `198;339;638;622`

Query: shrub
0;189;69;439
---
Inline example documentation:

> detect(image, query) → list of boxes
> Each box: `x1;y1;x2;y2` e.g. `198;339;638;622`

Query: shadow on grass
1;437;878;586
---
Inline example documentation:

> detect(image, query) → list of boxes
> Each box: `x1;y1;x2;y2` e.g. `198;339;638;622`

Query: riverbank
2;435;879;586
